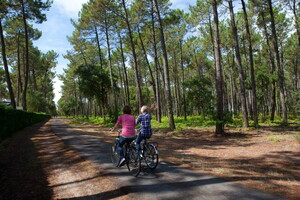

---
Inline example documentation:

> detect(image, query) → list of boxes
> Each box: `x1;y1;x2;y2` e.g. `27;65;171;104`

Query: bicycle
138;131;159;170
110;129;141;177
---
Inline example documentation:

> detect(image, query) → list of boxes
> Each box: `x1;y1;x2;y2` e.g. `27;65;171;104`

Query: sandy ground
0;117;299;199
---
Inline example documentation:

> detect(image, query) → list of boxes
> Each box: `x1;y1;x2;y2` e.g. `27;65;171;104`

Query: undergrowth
69;114;299;133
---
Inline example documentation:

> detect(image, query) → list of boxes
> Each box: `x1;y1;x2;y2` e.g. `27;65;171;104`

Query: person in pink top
111;105;136;167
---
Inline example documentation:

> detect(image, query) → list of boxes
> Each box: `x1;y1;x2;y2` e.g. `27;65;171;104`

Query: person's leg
140;137;146;151
135;133;143;157
135;133;141;150
117;137;126;160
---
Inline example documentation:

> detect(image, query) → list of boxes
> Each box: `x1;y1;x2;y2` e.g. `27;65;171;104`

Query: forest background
1;0;300;134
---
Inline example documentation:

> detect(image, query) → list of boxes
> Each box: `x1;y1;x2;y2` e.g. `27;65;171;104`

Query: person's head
140;105;148;113
123;105;131;114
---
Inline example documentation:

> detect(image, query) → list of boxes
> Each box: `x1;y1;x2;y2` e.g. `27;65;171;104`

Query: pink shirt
115;114;136;137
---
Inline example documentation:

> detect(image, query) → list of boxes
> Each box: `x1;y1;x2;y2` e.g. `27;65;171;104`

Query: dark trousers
117;136;134;159
135;133;148;155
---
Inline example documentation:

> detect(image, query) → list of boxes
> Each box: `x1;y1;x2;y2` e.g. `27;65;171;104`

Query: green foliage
267;136;281;143
0;105;51;142
0;68;8;99
152;116;216;130
59;0;300;131
72;115;114;127
58;96;78;116
75;64;113;103
183;76;214;116
70;113;292;132
27;90;46;112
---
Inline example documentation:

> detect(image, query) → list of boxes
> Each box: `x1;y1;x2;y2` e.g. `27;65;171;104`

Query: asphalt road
51;118;285;200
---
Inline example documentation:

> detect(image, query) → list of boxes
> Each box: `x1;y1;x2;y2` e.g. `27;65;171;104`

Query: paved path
51;118;285;200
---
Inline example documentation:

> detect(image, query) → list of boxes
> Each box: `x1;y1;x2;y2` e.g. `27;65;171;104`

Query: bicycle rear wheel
110;140;119;167
126;146;141;177
144;144;159;169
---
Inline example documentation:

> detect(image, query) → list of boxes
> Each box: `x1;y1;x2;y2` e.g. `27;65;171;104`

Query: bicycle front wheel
126;147;141;177
144;144;159;169
110;141;119;167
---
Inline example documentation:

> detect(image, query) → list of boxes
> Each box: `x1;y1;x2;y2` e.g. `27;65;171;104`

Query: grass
267;136;281;143
70;116;114;127
294;135;300;143
259;116;300;126
152;116;216;130
69;114;299;133
70;115;217;130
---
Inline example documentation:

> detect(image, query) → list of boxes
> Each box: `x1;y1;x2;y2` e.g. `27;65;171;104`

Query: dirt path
32;120;131;200
1;117;298;199
61;117;299;200
47;117;286;200
0;121;52;200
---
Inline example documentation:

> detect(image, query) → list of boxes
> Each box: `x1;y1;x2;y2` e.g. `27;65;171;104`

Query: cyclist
135;105;152;157
111;105;136;167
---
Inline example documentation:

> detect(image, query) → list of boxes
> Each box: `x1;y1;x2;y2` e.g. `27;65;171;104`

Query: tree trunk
291;0;300;46
228;0;249;127
192;48;201;76
229;70;235;118
241;0;258;126
121;0;143;111
151;5;161;122
294;51;299;91
104;12;117;119
267;0;288;124
21;0;29;110
179;39;187;120
74;80;78;116
261;12;276;120
117;65;126;106
223;71;229;113
0;18;16;109
212;0;224;134
31;66;38;91
17;32;23;107
172;49;181;116
118;32;130;106
94;25;103;69
137;25;157;105
153;0;175;130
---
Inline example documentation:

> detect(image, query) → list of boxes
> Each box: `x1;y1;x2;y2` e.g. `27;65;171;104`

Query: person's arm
111;116;121;131
136;115;141;126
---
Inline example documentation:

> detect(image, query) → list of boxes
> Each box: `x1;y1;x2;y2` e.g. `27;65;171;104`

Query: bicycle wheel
144;143;159;169
126;146;141;177
111;140;119;167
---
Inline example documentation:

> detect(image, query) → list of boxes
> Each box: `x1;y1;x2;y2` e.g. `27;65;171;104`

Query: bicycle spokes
110;140;120;167
144;144;159;169
127;148;141;177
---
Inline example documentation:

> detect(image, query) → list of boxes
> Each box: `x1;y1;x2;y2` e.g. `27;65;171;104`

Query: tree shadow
0;120;53;200
60;177;229;200
52;118;299;199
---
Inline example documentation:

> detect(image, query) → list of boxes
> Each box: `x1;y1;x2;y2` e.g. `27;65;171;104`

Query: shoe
117;158;126;167
139;152;143;158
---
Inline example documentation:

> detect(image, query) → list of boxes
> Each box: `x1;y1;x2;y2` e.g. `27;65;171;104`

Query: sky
33;0;197;104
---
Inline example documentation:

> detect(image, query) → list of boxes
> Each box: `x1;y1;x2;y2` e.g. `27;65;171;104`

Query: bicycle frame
111;129;141;177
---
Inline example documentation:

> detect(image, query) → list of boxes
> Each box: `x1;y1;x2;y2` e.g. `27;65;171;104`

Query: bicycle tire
144;143;159;169
111;140;119;167
126;145;141;177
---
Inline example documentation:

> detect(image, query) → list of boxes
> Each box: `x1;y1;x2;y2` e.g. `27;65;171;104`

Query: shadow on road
0;120;53;200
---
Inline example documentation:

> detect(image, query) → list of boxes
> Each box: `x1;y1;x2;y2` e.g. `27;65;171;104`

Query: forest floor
155;124;300;200
0;117;299;200
65;118;300;200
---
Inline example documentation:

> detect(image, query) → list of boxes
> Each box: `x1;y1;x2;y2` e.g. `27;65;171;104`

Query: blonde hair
140;105;148;113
